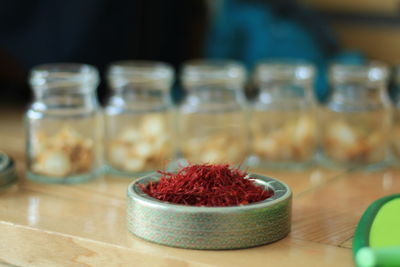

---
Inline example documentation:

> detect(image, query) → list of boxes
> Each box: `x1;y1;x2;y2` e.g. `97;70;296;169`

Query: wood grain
0;221;353;267
292;169;400;246
1;107;396;266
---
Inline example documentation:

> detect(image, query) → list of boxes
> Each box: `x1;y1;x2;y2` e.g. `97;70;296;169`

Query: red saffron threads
139;163;273;207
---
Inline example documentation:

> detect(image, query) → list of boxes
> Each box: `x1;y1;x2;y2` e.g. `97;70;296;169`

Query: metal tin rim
127;172;292;212
127;172;292;249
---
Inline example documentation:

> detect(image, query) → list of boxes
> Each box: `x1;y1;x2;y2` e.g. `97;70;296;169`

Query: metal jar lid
0;152;17;190
127;173;292;250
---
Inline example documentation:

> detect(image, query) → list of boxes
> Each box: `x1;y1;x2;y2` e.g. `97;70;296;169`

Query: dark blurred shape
206;0;343;101
0;0;208;103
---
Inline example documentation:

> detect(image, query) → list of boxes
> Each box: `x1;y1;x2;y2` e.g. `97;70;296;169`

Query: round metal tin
0;152;17;190
127;173;292;250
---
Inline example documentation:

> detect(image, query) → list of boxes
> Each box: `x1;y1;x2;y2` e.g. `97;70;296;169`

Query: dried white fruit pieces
107;115;173;172
323;121;386;163
252;116;317;162
182;135;247;164
31;127;94;177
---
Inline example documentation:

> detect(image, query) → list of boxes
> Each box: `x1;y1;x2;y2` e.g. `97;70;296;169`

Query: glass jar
178;59;248;164
104;61;175;176
249;61;317;169
320;63;391;169
26;63;101;183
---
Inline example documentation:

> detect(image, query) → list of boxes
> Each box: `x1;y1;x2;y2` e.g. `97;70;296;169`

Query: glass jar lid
107;60;174;89
30;63;99;92
254;60;315;84
330;62;388;85
181;59;246;88
0;152;17;189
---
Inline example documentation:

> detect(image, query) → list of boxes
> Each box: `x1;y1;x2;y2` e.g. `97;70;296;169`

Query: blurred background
0;0;398;104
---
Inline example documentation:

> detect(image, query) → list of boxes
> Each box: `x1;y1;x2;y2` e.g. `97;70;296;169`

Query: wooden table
1;107;399;266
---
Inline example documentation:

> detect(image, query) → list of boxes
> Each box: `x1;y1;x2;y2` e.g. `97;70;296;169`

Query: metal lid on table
0;152;17;189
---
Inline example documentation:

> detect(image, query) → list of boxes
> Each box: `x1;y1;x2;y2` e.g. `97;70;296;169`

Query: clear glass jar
26;63;102;183
178;59;248;164
249;61;317;169
104;61;175;176
320;63;391;169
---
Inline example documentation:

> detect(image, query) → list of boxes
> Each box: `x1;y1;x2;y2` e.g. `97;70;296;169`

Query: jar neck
185;86;244;102
327;82;390;111
182;86;245;112
33;87;98;112
256;81;314;105
109;86;171;110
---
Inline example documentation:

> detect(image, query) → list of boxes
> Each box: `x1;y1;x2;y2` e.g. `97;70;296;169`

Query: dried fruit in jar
181;134;247;164
32;126;94;177
107;114;173;172
323;121;386;163
252;116;316;162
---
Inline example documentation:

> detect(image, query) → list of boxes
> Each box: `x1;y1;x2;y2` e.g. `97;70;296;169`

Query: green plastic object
353;194;400;267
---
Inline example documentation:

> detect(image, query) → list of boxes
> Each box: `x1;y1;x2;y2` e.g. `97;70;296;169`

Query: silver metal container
127;173;292;249
0;152;17;190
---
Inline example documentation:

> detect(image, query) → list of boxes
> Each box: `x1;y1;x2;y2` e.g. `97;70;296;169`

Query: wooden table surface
1;107;399;267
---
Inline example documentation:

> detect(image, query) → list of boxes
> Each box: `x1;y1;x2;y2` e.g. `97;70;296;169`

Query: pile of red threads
140;163;273;207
